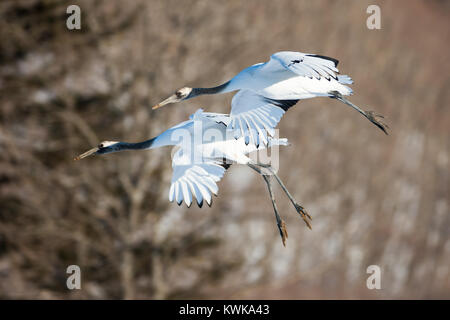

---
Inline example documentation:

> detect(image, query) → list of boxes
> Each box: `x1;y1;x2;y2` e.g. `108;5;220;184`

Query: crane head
152;87;193;109
74;141;119;160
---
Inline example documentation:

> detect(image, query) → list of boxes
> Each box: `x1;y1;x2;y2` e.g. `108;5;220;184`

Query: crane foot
294;203;312;229
278;219;289;247
364;110;389;135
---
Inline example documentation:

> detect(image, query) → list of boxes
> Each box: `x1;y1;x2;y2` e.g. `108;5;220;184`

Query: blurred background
0;0;449;299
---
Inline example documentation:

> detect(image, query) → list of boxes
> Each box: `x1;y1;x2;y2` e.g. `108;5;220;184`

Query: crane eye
98;143;104;148
175;91;183;98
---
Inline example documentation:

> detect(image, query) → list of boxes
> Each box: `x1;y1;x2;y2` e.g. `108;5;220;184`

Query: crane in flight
74;109;311;246
152;51;388;146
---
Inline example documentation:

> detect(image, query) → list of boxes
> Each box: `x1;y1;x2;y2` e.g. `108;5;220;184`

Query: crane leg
253;163;312;229
248;164;288;246
262;175;288;247
329;91;389;135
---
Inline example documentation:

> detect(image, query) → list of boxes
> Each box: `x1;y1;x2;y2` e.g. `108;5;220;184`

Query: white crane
152;51;388;146
74;109;311;246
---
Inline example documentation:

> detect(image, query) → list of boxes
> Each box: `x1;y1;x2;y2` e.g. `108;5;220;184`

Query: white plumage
227;51;353;98
168;110;289;207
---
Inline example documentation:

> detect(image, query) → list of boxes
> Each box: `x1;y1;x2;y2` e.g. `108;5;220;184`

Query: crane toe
294;203;313;229
365;110;389;135
279;220;288;247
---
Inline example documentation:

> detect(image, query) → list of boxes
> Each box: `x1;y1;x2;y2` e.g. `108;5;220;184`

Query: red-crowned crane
152;51;388;146
75;109;311;246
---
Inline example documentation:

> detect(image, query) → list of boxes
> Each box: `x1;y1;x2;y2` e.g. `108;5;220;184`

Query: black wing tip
197;200;203;208
221;162;232;170
264;97;299;112
306;54;339;67
328;90;341;99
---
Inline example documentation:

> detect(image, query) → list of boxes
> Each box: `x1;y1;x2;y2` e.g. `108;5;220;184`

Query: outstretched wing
169;149;227;208
268;51;340;80
227;90;298;146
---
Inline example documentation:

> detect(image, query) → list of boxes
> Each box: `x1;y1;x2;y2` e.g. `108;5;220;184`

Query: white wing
169;149;226;208
268;51;340;80
228;90;298;146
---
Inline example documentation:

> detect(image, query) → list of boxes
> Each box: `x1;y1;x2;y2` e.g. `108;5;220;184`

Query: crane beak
152;95;177;110
74;146;99;161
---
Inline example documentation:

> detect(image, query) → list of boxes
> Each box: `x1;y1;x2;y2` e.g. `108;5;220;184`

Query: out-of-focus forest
0;0;449;299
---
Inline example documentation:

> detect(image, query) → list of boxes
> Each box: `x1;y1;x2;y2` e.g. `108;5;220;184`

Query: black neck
118;138;156;151
192;80;231;97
